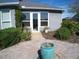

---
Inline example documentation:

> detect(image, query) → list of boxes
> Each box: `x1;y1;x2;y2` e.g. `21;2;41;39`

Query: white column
30;12;33;32
0;11;2;29
38;12;41;32
48;13;49;27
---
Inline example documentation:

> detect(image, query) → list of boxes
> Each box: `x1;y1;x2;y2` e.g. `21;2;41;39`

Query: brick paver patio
0;32;79;59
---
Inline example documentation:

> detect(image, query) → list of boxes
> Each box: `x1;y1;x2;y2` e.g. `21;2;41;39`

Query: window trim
41;20;48;22
22;20;30;22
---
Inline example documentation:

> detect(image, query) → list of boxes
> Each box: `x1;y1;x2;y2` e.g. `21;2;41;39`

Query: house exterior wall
0;11;1;29
11;9;16;28
49;12;62;31
22;11;62;32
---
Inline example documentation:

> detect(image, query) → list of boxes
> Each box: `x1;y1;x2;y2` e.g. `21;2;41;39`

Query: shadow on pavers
37;49;42;59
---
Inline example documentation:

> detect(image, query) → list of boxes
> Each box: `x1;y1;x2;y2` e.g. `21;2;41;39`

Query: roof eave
21;6;64;12
0;2;19;6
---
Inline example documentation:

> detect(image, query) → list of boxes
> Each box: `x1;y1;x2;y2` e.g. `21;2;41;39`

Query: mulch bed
41;32;56;39
68;35;79;43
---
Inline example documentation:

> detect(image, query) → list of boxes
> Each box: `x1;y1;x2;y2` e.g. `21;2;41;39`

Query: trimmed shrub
55;27;71;40
0;28;21;48
0;28;31;49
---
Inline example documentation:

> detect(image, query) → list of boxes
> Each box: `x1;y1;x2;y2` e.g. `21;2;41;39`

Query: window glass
23;13;30;20
2;22;10;29
41;12;48;20
33;13;38;20
2;10;10;21
22;22;30;27
41;12;48;26
1;10;11;29
41;22;48;26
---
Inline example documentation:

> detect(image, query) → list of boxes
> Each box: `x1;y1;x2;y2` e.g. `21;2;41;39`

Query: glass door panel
33;13;38;31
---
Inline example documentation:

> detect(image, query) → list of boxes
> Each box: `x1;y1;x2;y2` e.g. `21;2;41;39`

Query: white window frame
1;9;12;29
40;12;49;27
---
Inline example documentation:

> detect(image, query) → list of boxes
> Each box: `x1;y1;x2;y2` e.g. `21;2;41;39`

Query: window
41;22;48;26
22;13;30;20
1;10;11;29
41;12;48;26
33;13;38;20
22;22;30;27
22;13;30;27
41;12;48;20
2;10;10;21
2;22;11;29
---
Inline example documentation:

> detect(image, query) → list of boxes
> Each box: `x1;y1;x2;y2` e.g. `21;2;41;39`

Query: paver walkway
0;32;79;59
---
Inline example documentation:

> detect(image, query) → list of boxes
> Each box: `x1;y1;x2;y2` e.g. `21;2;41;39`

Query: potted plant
40;42;55;59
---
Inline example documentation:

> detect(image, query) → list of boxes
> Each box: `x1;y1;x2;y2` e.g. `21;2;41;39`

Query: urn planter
41;42;55;59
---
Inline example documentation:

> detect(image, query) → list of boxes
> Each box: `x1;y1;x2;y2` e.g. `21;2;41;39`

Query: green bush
21;31;31;41
15;8;22;27
62;20;77;29
0;28;21;48
55;27;71;40
73;23;79;36
73;23;79;32
62;20;79;34
0;28;31;49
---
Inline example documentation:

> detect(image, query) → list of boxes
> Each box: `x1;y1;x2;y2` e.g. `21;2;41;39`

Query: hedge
62;20;79;33
0;28;31;49
55;27;71;40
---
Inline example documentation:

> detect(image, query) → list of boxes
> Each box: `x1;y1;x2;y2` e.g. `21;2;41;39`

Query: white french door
30;12;40;32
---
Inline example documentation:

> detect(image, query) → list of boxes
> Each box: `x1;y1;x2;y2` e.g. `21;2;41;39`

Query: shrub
62;20;79;34
74;23;79;32
15;8;22;27
55;27;71;40
73;23;79;36
62;20;77;29
0;28;31;49
0;28;21;48
21;31;31;41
